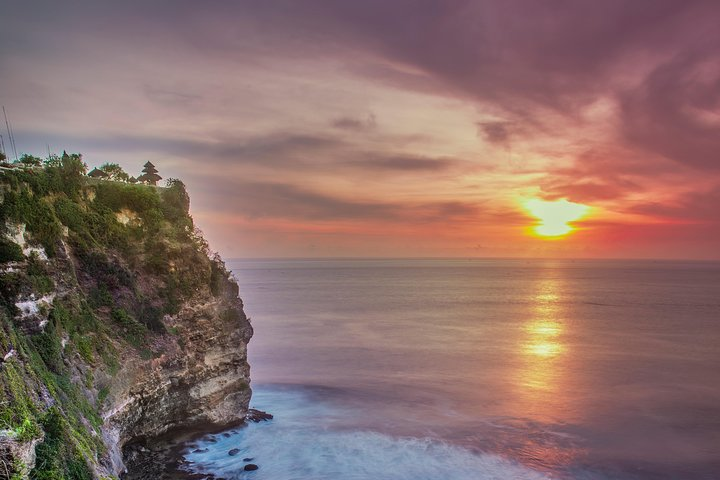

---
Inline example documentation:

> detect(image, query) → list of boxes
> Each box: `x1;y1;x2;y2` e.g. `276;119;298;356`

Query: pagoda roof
88;168;108;178
137;173;162;182
143;161;156;168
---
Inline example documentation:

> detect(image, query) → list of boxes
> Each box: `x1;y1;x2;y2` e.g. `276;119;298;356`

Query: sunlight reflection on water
223;258;720;479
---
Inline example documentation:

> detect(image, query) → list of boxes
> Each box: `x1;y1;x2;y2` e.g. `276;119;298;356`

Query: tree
161;178;191;225
59;152;87;198
99;163;129;182
0;151;6;162
18;154;43;167
44;154;62;168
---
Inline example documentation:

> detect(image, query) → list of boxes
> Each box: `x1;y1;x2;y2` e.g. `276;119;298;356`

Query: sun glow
524;198;590;237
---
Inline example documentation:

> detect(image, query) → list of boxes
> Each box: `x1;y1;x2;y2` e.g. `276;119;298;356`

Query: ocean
184;259;720;479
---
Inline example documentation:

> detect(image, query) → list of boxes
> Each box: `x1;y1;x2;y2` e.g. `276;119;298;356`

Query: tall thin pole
2;106;18;161
2;107;11;160
8;121;17;161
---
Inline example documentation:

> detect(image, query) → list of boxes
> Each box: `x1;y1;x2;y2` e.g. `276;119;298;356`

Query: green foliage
88;286;113;309
135;301;164;332
110;308;147;347
100;348;119;375
31;408;93;480
27;253;55;294
97;386;109;406
210;256;230;297
94;182;160;217
74;334;94;363
57;152;87;198
0;190;62;256
0;272;22;313
27;199;62;256
54;197;86;231
18;154;43;167
30;321;64;374
43;154;61;169
75;249;132;290
51;300;102;339
0;237;23;262
161;178;191;225
0;361;41;441
99;162;129;182
0;302;104;478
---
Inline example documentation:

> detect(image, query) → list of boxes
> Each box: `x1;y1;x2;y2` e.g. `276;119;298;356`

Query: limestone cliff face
103;291;252;475
0;166;253;479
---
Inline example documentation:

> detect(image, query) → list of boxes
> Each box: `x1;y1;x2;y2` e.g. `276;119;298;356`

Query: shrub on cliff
0;153;87;255
0;237;23;262
31;408;93;480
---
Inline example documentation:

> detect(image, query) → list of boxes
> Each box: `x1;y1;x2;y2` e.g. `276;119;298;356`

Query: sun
523;198;590;238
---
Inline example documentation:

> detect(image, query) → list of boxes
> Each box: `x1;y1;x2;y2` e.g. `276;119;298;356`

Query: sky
1;0;719;259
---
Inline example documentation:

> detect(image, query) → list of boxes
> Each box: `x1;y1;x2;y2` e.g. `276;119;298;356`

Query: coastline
123;410;273;479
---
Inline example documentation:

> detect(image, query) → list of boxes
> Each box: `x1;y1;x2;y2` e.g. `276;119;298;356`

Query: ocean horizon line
226;256;720;263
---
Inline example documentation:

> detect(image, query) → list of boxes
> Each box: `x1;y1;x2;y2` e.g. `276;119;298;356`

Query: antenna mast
2;106;18;161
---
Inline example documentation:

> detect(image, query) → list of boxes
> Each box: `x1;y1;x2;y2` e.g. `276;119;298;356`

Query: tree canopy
99;163;129;182
18;154;43;167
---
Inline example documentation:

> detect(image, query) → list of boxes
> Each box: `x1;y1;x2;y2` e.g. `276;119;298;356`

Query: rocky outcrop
0;433;43;477
103;293;252;476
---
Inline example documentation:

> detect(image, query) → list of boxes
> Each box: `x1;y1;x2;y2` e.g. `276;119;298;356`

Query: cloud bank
1;0;719;258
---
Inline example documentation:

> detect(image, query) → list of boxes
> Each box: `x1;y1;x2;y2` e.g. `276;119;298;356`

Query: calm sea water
185;259;720;479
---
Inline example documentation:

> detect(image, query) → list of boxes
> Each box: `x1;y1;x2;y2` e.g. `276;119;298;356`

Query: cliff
0;157;252;479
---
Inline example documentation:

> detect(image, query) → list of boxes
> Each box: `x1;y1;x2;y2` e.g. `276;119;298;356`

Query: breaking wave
184;385;551;480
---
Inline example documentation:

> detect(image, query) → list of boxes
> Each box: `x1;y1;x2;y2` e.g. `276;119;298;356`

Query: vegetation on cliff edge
0;155;238;478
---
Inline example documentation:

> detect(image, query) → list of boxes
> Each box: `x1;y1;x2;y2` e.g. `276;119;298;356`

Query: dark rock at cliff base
122;440;214;480
243;457;254;462
246;409;273;422
228;448;240;456
244;463;259;471
193;448;209;453
222;432;231;438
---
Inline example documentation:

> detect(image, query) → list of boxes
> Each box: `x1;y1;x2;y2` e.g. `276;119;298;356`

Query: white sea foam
185;386;551;480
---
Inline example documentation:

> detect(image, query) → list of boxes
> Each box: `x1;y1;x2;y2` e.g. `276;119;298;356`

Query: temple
137;161;162;185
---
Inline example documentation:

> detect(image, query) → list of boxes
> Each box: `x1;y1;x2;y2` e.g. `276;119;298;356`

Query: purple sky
2;1;719;258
